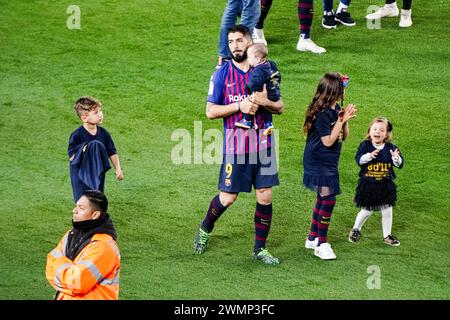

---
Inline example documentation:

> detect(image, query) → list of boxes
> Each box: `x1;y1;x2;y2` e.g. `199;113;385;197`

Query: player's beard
231;50;247;63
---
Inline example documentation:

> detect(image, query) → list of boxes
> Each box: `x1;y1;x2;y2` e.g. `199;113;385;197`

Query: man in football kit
194;25;285;265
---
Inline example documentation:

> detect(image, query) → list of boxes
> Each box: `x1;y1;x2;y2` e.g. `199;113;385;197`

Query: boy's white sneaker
366;4;399;20
296;37;326;54
252;28;267;46
314;243;336;260
305;237;319;249
399;9;412;27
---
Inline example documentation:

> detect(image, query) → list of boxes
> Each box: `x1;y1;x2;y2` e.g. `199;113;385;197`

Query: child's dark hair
82;190;108;215
366;117;393;143
303;72;342;135
74;96;102;119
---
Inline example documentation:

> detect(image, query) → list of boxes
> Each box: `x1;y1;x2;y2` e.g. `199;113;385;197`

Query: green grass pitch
0;0;449;299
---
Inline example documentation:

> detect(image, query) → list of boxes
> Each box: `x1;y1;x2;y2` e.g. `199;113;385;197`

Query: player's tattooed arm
206;99;258;119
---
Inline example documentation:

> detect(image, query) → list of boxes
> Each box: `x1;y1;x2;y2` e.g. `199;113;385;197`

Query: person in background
366;0;413;28
217;0;261;68
252;0;327;54
46;191;120;300
68;96;124;202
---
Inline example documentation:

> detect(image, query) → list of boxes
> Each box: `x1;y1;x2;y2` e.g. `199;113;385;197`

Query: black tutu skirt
354;178;397;210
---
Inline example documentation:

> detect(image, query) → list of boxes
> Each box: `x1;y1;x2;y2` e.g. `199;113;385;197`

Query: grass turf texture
0;0;449;299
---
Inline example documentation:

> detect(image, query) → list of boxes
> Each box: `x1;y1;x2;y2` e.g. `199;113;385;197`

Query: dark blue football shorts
218;148;279;193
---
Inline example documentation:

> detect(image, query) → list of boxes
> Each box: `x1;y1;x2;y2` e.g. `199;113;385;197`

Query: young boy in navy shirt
68;96;124;202
235;43;281;136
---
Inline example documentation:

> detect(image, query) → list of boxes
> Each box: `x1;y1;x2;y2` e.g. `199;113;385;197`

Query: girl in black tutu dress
348;117;404;246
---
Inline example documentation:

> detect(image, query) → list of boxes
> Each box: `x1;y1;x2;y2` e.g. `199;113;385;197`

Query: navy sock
317;195;336;245
254;202;273;252
323;0;333;13
298;0;314;39
308;195;322;241
386;0;410;8
255;0;273;29
402;0;412;10
201;195;227;233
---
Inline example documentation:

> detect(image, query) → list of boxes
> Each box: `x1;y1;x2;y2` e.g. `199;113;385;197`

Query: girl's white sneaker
399;9;412;27
314;243;337;260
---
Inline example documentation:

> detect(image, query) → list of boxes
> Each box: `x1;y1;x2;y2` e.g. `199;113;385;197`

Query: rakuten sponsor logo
228;94;248;102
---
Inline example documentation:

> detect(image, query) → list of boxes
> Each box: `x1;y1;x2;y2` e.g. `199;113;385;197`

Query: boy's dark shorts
218;148;279;193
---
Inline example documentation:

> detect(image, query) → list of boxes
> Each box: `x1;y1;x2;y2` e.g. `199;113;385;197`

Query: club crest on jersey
225;178;231;187
208;80;214;95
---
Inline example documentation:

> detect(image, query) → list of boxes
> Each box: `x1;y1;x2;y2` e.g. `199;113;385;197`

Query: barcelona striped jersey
207;61;273;155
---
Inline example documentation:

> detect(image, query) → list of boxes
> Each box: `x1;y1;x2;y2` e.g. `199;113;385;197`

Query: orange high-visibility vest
46;232;120;300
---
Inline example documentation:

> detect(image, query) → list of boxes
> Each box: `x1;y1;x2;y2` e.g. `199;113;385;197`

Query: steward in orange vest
46;191;120;300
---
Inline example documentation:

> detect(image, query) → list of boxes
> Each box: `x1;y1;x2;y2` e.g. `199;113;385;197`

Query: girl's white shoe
314;243;337;260
399;9;412;27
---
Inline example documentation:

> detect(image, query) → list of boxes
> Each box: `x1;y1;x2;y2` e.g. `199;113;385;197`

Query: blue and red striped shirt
207;61;273;155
